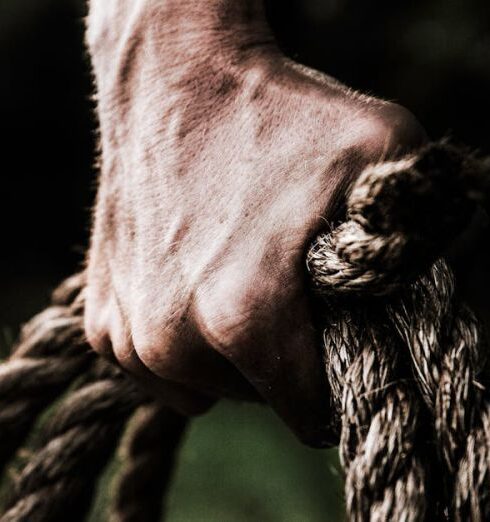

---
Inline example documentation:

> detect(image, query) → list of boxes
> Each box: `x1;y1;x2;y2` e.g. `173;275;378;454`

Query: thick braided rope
308;142;490;520
0;274;93;476
389;261;490;520
2;367;147;522
110;404;187;522
309;143;489;296
322;305;427;521
0;278;187;521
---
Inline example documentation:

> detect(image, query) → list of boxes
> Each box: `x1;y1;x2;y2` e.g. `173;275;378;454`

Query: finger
235;296;336;448
118;349;217;417
94;302;216;417
196;281;337;448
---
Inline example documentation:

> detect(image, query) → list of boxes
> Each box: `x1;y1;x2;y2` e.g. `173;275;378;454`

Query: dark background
1;1;489;520
2;0;490;330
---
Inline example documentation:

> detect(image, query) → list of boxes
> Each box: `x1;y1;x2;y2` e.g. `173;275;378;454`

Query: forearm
86;0;280;175
86;0;277;122
86;0;273;59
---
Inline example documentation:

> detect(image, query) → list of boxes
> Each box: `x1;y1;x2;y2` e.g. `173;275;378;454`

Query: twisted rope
0;274;93;476
322;305;427;521
308;142;490;520
389;261;490;520
2;373;145;522
0;278;187;521
309;143;488;296
110;404;187;522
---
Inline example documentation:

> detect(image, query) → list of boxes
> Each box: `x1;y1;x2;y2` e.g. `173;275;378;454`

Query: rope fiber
0;141;489;521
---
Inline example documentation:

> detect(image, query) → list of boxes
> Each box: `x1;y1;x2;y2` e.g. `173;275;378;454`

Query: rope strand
388;261;490;520
0;276;93;476
2;374;146;522
110;404;187;522
322;305;427;521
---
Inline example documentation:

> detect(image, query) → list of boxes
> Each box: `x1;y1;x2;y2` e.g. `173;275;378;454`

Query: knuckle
352;102;427;161
84;277;136;370
195;274;269;352
130;316;179;377
112;344;136;372
130;326;162;371
84;320;111;357
379;102;427;152
127;287;199;379
202;309;253;353
84;299;111;357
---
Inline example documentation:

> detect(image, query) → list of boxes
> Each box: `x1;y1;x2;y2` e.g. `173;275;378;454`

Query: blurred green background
1;0;490;520
88;402;344;522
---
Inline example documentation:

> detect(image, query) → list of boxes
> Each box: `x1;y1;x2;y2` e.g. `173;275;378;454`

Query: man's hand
85;0;426;446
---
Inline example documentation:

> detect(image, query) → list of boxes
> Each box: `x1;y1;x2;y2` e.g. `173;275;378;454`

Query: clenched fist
84;0;426;446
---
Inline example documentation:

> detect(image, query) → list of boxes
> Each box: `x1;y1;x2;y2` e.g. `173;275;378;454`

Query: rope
2;374;144;522
0;274;93;476
0;141;488;521
322;305;427;521
110;405;187;522
308;142;490;520
308;143;488;296
0;278;187;521
389;262;490;520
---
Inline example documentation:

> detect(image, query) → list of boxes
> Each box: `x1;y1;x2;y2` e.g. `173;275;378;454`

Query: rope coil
0;141;489;520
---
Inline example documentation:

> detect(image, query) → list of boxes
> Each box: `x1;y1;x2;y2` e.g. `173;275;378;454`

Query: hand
84;0;426;447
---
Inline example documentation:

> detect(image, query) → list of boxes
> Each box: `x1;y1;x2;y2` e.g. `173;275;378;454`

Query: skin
85;0;427;447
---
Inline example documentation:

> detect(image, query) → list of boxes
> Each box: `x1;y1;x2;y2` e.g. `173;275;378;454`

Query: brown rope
110;405;187;522
308;142;490;520
0;278;186;522
2;374;145;522
322;305;427;521
389;261;490;520
0;275;93;476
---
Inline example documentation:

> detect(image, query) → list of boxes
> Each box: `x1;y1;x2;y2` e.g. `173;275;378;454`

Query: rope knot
308;141;490;296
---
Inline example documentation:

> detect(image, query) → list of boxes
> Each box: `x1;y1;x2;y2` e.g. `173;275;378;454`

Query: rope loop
308;141;489;296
